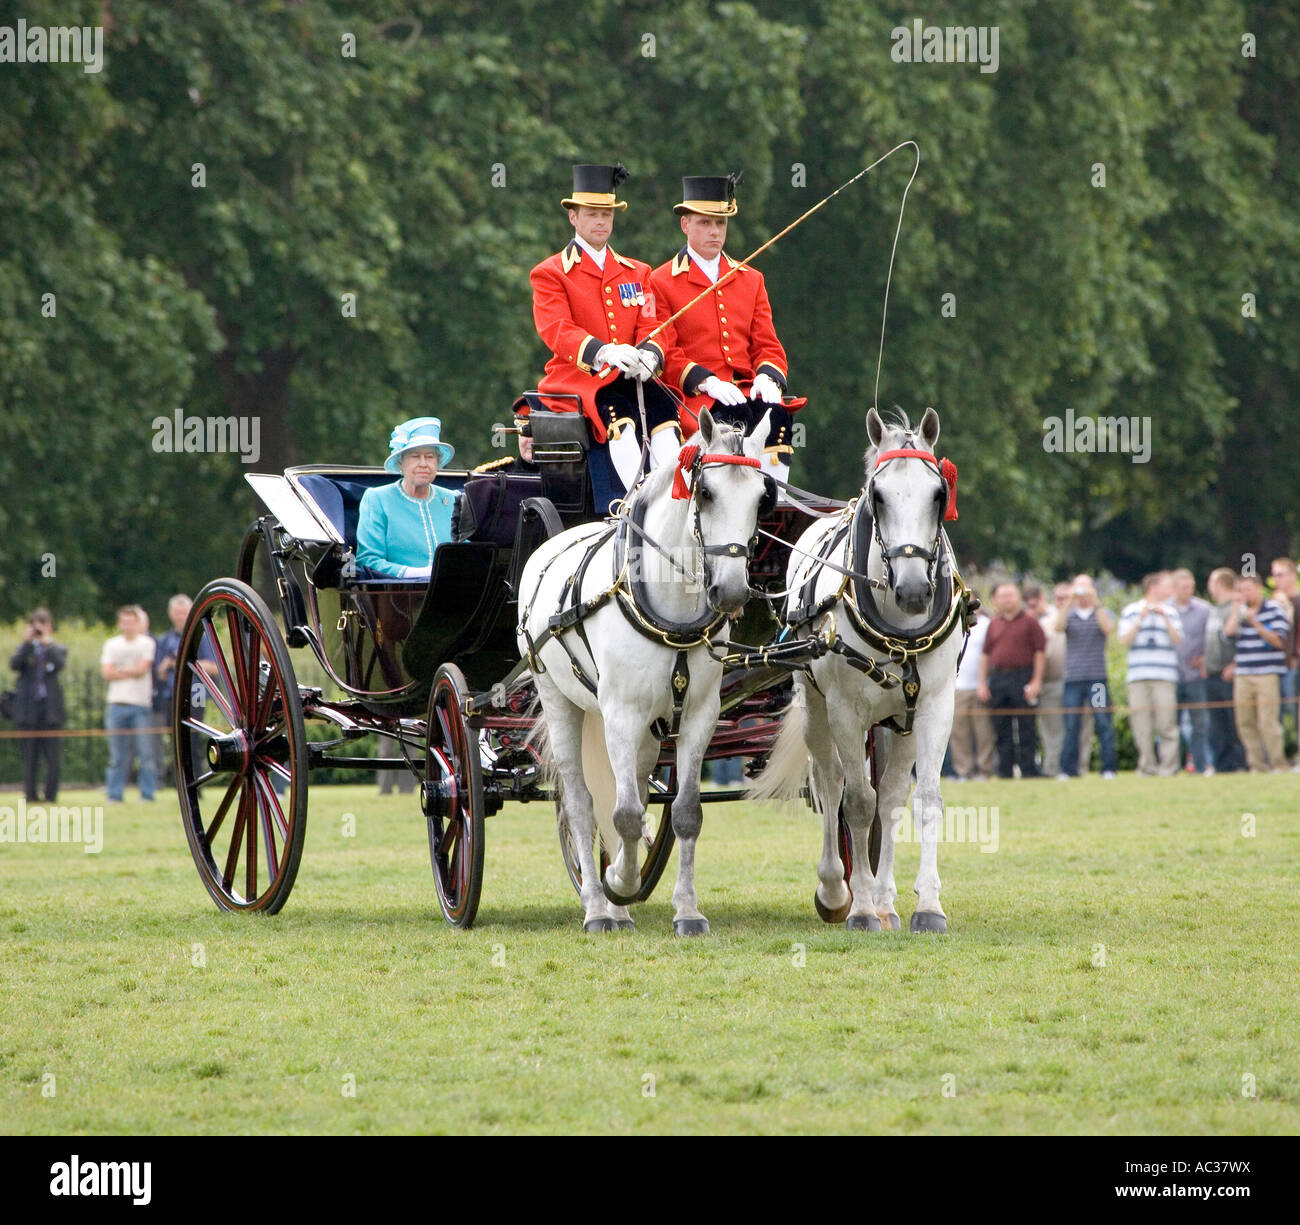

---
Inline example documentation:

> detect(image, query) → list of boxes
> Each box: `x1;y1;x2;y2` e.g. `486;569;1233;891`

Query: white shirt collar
688;246;721;283
573;234;607;269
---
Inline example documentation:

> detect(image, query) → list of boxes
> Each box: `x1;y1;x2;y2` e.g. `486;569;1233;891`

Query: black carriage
174;403;869;928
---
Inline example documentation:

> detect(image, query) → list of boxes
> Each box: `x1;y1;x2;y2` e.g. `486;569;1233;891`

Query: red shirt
529;241;671;443
983;611;1046;671
648;249;787;432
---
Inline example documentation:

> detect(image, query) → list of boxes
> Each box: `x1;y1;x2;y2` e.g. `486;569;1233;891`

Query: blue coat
355;480;457;578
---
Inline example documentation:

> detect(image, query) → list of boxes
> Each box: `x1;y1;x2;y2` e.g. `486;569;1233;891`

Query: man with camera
9;609;67;802
1055;575;1117;778
1118;572;1183;776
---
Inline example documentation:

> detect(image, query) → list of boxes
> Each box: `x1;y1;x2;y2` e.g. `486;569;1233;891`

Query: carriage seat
298;470;473;548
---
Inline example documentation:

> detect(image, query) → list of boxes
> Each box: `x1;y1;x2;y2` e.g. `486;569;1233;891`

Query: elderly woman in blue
356;418;458;579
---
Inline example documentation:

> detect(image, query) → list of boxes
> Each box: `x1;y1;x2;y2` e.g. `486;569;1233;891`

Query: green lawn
1;774;1297;1134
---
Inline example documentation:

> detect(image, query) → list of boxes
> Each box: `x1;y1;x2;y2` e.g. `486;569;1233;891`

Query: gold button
720;317;727;324
608;312;615;318
723;344;730;351
722;331;729;337
605;286;612;292
610;325;618;332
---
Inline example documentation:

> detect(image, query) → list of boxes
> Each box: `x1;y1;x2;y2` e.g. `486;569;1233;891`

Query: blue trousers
1061;679;1117;775
1177;678;1211;772
1206;672;1246;771
106;702;157;800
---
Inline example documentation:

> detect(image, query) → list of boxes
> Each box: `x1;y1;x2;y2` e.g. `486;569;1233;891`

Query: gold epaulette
472;455;516;474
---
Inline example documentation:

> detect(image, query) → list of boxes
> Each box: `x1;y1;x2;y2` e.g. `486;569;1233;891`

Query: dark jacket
9;640;67;725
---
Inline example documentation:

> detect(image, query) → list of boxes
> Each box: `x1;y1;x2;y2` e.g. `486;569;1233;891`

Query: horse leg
667;689;718;936
825;698;883;932
604;732;662;930
872;728;915;932
910;715;950;934
600;703;654;904
804;682;851;923
544;689;618;933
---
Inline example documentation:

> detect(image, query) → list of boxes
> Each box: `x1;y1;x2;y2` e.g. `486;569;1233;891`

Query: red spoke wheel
424;664;485;928
557;768;676;903
176;579;308;914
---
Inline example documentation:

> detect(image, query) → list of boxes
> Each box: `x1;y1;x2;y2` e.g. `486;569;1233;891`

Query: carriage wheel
176;579;308;914
424;664;485;928
556;768;676;903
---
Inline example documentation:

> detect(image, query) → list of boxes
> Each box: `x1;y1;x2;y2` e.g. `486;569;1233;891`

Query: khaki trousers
951;688;996;778
1234;673;1285;771
1128;679;1179;776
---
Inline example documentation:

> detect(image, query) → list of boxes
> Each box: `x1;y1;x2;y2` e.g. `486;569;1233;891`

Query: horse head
864;406;947;617
680;407;774;616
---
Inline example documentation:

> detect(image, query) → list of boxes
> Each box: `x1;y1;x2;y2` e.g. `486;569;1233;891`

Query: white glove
700;375;746;406
630;346;660;382
750;372;783;404
594;343;642;376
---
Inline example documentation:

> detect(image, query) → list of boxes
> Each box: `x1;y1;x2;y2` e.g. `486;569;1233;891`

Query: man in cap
649;173;795;485
529;164;683;505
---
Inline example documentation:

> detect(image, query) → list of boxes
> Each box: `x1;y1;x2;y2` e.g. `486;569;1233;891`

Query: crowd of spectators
950;561;1300;780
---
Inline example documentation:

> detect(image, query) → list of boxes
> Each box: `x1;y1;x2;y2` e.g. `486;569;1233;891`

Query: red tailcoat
648;248;788;431
530;241;669;443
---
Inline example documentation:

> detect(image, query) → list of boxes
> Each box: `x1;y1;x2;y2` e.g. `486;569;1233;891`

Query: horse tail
745;690;810;804
580;710;622;854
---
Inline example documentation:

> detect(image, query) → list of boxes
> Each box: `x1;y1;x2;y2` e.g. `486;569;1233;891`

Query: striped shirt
1119;600;1182;683
1063;608;1109;681
1232;599;1289;676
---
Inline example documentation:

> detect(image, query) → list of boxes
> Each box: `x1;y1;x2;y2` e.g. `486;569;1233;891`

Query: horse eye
698;483;713;503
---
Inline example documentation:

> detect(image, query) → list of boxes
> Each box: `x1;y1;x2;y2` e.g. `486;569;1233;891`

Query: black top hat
562;163;630;210
674;172;742;217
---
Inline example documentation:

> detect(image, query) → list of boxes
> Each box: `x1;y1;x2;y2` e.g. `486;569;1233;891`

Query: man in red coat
649;173;795;485
529;164;683;505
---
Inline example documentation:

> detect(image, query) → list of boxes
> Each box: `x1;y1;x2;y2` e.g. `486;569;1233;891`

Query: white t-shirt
102;634;156;707
956;615;989;690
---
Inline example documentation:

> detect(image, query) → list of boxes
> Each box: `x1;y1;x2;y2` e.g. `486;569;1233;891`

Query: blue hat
385;417;455;474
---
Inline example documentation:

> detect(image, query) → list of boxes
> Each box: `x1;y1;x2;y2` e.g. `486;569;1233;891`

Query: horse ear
698;407;715;447
920;406;940;449
744;408;772;459
866;407;884;448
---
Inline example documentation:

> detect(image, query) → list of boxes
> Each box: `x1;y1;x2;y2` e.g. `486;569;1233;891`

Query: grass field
2;774;1297;1134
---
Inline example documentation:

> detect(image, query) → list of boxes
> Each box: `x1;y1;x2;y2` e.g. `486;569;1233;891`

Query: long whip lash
643;140;921;411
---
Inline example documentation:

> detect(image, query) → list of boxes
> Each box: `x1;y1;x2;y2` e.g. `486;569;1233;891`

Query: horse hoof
673;917;711;937
814;890;852;924
880;912;901;931
909;911;947;934
845;913;882;932
583;917;617;933
601;871;640;908
614;918;636;931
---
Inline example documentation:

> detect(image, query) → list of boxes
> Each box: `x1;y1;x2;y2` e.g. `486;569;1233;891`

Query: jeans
106;702;157;800
1206;672;1246;771
1177;678;1211;773
1061;679;1117;775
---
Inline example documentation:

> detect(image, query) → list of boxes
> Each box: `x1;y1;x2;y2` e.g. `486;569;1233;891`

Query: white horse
750;407;972;932
518;409;773;934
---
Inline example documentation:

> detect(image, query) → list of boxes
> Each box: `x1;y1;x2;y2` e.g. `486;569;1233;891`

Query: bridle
867;446;959;598
664;443;769;592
